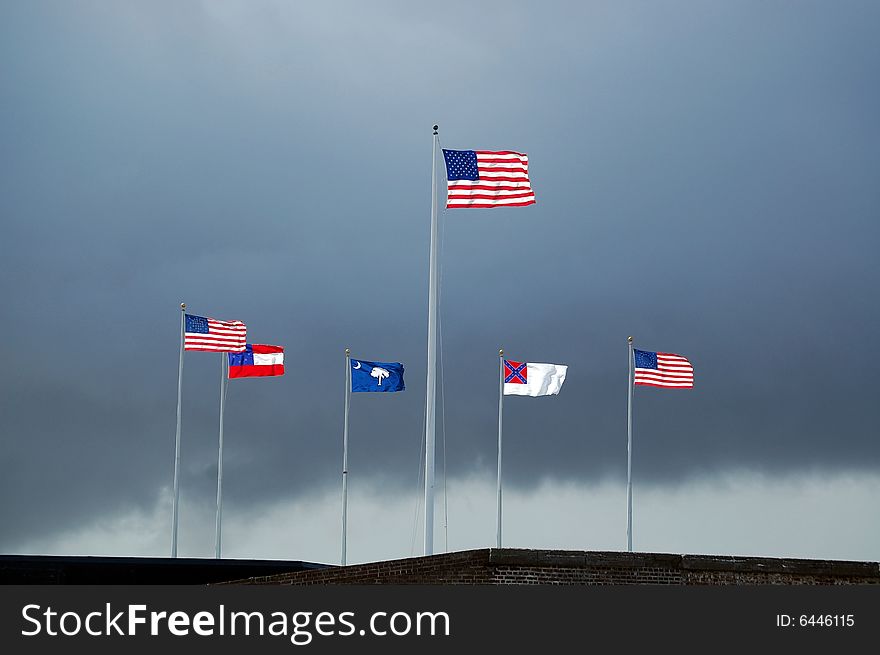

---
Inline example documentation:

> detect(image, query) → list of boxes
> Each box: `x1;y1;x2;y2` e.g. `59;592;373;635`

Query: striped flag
443;149;535;208
633;349;694;388
184;314;247;352
228;344;284;378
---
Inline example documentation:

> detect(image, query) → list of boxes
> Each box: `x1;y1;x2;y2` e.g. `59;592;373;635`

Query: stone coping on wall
223;548;880;585
488;549;879;577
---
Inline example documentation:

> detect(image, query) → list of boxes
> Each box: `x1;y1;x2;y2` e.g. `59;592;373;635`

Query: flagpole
424;124;440;556
341;348;351;565
626;335;634;552
496;348;504;549
171;302;185;558
215;351;228;559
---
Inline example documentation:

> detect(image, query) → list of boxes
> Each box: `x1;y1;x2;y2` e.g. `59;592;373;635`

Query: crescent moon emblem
353;362;361;369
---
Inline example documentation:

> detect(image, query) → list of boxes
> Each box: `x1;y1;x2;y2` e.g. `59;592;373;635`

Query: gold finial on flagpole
627;336;633;344
499;348;504;356
181;303;186;310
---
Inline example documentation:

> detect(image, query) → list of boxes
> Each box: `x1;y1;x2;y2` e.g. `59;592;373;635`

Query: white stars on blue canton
634;349;658;369
443;149;480;181
185;314;210;334
228;345;255;368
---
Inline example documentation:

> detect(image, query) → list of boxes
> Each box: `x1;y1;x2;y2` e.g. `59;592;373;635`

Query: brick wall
227;549;880;585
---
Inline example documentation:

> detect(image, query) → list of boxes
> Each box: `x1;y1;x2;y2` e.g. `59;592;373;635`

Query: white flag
503;361;567;397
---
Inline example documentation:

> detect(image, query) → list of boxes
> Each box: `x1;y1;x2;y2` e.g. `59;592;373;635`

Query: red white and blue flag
184;314;247;352
503;359;567;396
633;350;694;388
228;344;284;379
443;149;535;208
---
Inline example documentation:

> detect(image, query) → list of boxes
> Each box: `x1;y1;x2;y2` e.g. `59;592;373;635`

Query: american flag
443;149;535;208
633;349;694;388
184;314;247;352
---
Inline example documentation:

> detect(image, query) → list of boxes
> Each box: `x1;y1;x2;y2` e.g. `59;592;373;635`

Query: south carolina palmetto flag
503;360;567;397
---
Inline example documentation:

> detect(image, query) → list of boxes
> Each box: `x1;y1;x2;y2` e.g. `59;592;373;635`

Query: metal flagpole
424;125;440;556
341;348;351;565
215;352;228;559
626;335;634;552
171;302;186;558
496;349;504;549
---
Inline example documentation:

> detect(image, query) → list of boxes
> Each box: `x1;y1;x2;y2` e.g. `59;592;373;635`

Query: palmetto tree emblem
371;366;390;386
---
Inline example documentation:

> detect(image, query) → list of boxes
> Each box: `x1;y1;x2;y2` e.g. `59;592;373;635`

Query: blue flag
351;359;405;393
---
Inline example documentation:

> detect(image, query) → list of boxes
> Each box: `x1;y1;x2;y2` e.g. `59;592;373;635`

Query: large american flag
633;349;694;388
443;149;535;208
184;314;247;352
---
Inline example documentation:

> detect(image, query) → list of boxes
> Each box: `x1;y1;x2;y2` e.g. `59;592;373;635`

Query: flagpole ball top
433;125;438;134
345;348;350;355
627;336;633;343
499;349;504;356
180;303;186;310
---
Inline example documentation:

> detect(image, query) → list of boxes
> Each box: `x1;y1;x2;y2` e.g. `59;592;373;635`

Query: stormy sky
2;1;878;564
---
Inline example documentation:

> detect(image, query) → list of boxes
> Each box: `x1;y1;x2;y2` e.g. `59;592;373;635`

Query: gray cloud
1;1;878;553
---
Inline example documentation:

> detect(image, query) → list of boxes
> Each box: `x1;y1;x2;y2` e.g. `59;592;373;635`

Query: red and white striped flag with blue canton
443;149;535;208
184;314;247;352
633;350;694;388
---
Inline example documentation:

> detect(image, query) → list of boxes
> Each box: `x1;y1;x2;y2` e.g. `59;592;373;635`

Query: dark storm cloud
1;1;878;550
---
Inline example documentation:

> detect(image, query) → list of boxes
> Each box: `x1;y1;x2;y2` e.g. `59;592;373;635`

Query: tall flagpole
215;352;228;559
341;348;351;565
626;335;634;552
424;124;440;556
171;302;185;558
496;348;504;549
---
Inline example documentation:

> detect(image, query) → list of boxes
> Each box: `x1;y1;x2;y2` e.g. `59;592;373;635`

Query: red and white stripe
185;318;247;352
229;344;284;379
446;150;536;208
634;353;694;388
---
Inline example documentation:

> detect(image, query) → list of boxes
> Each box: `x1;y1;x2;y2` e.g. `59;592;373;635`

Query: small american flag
443;149;535;208
184;314;247;352
633;349;694;388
